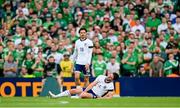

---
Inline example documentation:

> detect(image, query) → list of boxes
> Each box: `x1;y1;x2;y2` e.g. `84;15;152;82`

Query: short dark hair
113;73;119;80
48;56;54;59
79;28;87;33
111;57;116;59
97;53;103;55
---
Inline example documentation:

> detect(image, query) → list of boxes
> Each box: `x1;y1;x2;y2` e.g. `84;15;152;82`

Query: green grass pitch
0;97;180;108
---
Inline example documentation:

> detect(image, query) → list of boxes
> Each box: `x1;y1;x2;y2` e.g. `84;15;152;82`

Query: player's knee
70;89;76;93
84;78;88;82
79;93;86;98
69;89;78;94
74;73;80;79
69;88;82;94
75;77;80;82
84;78;89;82
75;76;79;80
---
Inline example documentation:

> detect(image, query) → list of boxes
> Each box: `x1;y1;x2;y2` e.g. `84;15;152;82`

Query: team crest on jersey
84;43;87;46
103;86;107;89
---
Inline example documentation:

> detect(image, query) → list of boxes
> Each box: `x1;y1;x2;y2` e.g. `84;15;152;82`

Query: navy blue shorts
83;88;97;98
75;64;89;75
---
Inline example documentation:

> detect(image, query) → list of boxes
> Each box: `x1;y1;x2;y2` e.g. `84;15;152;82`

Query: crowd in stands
0;0;179;78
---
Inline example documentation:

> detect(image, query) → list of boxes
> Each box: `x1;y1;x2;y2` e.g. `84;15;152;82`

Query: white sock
76;86;82;89
56;90;71;97
60;86;63;93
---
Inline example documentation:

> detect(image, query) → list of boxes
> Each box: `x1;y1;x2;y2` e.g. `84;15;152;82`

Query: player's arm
71;61;74;73
83;80;98;92
72;42;78;62
87;41;93;65
92;69;95;77
81;75;100;96
85;41;93;70
79;80;98;98
98;91;114;99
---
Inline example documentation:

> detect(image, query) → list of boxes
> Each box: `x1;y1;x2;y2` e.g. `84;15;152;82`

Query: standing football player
73;28;93;88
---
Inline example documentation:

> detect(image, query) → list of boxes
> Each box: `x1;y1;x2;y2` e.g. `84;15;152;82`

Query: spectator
153;46;167;62
134;0;145;18
107;57;120;75
27;11;42;27
44;56;59;78
166;36;177;54
22;53;34;74
157;17;168;34
0;45;4;77
16;43;26;73
14;9;28;27
60;53;73;78
43;13;54;30
131;19;145;33
138;65;149;77
173;46;180;75
164;53;179;77
141;44;153;72
27;39;39;56
92;54;106;77
150;55;163;77
159;35;168;50
172;16;180;34
121;47;137;77
146;11;161;36
3;54;17;77
47;42;63;64
44;55;61;88
16;1;29;16
31;56;45;78
111;50;121;63
19;66;35;78
19;66;28;77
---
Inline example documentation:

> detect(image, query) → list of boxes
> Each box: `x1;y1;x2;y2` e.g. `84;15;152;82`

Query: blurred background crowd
0;0;179;78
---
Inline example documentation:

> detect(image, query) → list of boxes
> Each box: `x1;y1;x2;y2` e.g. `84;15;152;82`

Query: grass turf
0;97;180;107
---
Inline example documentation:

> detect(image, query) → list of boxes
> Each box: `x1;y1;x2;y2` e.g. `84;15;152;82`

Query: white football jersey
72;38;93;65
92;75;114;97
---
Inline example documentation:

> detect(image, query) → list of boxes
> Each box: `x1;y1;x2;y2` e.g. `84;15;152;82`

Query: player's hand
85;64;89;71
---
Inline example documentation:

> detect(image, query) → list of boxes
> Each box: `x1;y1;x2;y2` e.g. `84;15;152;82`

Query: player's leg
75;72;81;86
82;65;90;88
74;64;82;88
79;92;93;99
84;75;89;88
79;89;97;99
56;75;63;92
49;87;83;98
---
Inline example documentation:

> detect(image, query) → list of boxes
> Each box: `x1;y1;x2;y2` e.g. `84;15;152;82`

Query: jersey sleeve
94;75;103;83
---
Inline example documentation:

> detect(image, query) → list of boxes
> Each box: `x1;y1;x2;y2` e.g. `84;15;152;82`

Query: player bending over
49;73;119;99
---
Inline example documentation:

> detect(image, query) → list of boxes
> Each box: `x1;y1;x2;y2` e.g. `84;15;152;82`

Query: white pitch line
59;101;69;104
